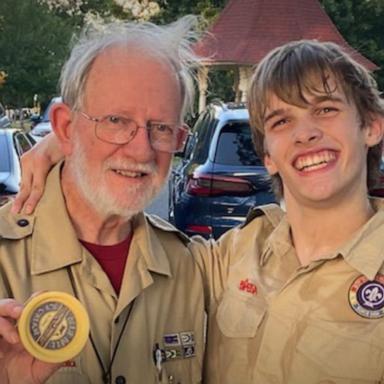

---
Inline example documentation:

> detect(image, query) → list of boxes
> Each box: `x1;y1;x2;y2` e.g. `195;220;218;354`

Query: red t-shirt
80;235;132;294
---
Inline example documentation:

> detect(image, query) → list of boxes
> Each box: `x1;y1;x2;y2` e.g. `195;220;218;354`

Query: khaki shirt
192;201;384;384
0;164;205;384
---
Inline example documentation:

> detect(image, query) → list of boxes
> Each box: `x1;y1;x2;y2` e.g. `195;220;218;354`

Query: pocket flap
216;289;266;338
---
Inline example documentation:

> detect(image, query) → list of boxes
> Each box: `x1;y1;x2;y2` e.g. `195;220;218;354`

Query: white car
30;97;61;139
0;103;11;128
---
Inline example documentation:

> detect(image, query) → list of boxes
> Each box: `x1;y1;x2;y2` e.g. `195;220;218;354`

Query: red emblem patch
63;360;76;368
239;279;257;295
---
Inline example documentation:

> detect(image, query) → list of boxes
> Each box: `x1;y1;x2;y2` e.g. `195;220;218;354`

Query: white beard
66;135;165;219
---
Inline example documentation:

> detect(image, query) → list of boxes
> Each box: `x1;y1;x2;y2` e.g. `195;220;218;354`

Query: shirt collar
337;200;384;280
31;162;83;274
261;215;292;266
130;213;172;278
260;198;384;279
31;162;172;278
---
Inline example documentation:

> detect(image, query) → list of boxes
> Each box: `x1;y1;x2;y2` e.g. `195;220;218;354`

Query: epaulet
146;214;190;244
0;202;35;240
240;203;284;229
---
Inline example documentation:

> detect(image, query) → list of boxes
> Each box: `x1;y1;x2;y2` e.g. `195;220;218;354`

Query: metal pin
154;343;163;380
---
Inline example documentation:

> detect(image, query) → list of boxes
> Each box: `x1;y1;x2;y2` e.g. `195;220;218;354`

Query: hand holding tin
0;297;60;383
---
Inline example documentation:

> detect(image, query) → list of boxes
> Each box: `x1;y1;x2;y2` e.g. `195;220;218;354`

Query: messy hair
60;15;202;120
248;40;384;197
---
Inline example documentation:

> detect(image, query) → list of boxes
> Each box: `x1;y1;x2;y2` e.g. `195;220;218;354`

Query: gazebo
194;0;377;112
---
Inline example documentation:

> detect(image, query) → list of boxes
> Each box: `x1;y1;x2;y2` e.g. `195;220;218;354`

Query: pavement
145;183;169;219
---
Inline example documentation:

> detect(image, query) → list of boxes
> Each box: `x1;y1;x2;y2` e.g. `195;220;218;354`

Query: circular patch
18;291;90;363
29;301;77;350
349;274;384;319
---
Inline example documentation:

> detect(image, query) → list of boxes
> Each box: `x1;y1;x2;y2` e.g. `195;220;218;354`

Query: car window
214;122;263;166
189;110;216;163
41;97;60;122
0;134;10;172
14;133;33;156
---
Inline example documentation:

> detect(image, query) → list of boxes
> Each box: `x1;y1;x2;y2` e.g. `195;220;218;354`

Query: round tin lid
18;291;90;363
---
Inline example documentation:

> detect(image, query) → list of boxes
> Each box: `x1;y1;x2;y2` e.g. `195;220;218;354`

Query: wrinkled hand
0;298;60;384
12;133;63;215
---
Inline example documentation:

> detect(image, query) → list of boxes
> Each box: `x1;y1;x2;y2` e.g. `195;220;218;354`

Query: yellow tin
18;291;90;363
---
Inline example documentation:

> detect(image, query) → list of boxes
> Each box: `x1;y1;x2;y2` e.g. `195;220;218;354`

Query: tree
320;0;384;90
0;0;73;109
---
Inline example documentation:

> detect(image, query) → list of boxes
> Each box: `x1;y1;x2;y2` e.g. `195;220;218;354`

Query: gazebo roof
195;0;377;70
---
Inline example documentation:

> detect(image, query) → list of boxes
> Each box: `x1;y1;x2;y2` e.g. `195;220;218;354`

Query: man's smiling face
262;77;380;208
65;46;182;218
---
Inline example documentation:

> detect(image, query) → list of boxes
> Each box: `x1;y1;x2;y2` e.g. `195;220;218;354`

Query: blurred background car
370;157;384;197
0;128;36;206
169;101;276;239
30;96;61;139
0;103;11;128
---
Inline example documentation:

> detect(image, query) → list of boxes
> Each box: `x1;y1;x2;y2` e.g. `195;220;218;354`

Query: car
30;96;61;139
0;128;36;206
0;102;11;128
370;157;384;197
169;101;276;239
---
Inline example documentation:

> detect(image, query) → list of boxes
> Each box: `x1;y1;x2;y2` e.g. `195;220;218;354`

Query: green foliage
2;0;384;108
320;0;384;90
0;0;73;108
206;68;235;103
153;0;227;24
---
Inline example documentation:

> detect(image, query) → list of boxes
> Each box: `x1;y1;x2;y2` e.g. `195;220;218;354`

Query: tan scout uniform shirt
0;164;205;384
192;200;384;384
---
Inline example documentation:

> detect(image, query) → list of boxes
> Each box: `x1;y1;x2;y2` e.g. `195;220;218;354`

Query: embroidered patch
349;274;384;318
182;345;195;358
180;331;194;346
163;333;181;347
239;278;257;295
165;348;183;360
160;331;196;361
62;360;76;368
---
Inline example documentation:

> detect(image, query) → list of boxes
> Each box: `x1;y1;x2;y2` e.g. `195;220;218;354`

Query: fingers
16;168;49;216
11;133;58;215
32;360;63;383
0;299;23;344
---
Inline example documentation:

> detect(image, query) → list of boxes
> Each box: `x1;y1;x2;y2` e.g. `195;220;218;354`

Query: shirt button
115;376;126;384
17;219;29;227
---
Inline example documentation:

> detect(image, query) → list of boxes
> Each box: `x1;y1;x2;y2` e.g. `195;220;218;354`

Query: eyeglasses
80;112;189;153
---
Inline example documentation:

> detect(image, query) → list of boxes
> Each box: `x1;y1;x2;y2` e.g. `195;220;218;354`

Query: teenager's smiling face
262;79;383;208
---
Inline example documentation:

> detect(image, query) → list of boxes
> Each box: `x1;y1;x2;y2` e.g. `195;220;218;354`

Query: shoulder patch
241;203;283;229
0;203;35;240
146;214;190;244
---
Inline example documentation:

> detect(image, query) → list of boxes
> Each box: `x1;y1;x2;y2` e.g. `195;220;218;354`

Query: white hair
60;15;202;119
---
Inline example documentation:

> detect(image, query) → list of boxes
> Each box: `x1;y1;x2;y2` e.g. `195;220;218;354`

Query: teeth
114;169;144;177
295;151;336;172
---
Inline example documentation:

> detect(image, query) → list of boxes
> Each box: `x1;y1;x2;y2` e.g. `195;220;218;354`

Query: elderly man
0;16;205;384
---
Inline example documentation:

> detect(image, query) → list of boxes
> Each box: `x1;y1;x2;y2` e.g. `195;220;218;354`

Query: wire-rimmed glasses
80;112;189;153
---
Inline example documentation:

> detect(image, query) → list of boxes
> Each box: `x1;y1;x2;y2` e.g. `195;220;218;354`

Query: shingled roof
195;0;377;70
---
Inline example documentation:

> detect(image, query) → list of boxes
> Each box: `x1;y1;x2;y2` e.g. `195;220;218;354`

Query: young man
12;40;384;383
0;17;205;383
192;40;384;383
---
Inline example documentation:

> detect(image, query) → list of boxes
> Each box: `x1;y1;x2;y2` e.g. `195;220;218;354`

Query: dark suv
169;101;275;239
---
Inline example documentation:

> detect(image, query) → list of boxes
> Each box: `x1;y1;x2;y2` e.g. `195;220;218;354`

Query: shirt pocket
216;289;266;338
296;321;384;382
